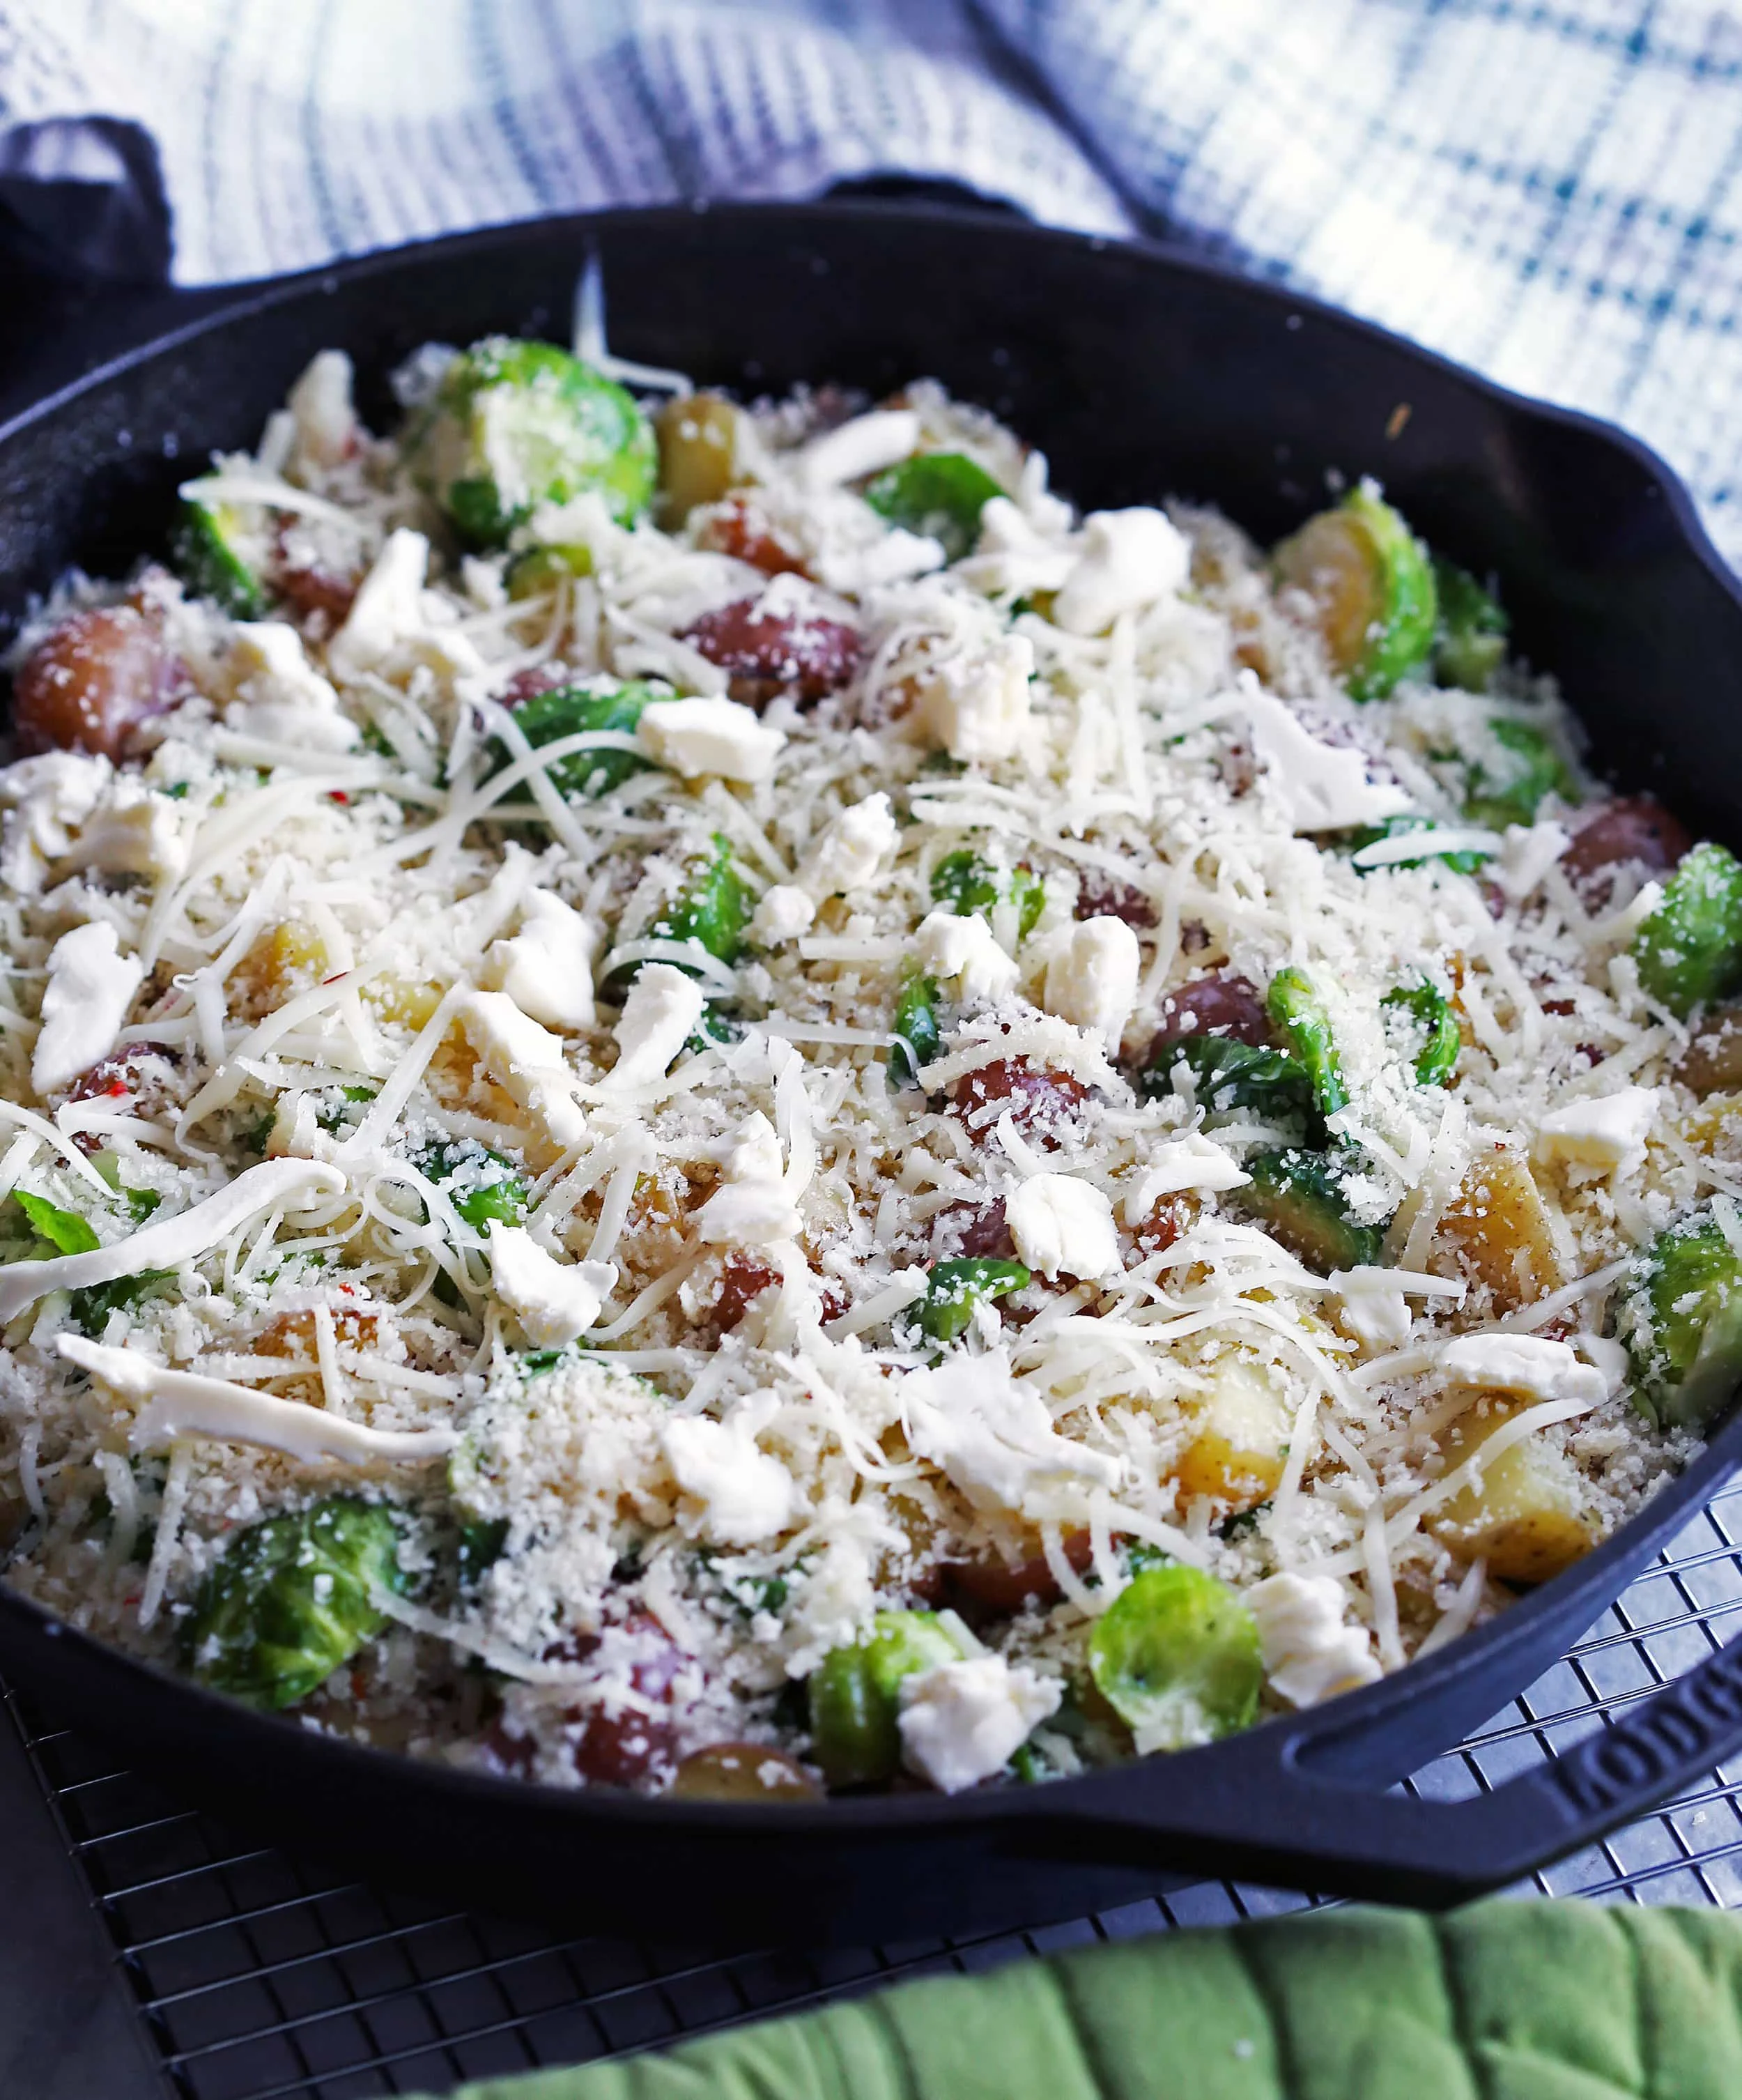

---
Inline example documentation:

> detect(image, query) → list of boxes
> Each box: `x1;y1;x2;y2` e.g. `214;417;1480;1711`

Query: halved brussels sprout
1631;841;1742;1020
1243;1148;1382;1273
917;1256;1031;1344
406;337;656;546
1617;1211;1742;1430
889;971;942;1091
807;1609;962;1787
1272;485;1437;700
1088;1565;1263;1751
504;544;593;601
1265;967;1348;1117
864;452;1004;562
1141;1036;1315;1126
181;1498;408;1710
1431;557;1509;691
1383;981;1460;1087
1463;716;1574;830
172;498;268;618
485;679;656;801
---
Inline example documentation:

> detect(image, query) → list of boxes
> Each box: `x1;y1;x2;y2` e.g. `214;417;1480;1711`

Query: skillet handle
1025;1625;1742;1907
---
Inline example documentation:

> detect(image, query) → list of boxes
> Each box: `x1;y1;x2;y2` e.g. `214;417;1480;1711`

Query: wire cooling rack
9;1471;1742;2100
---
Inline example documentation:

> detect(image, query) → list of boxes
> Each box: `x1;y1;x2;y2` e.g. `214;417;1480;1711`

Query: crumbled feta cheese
636;696;786;783
1246;692;1412;833
32;921;145;1095
1327;1264;1466;1351
695;1178;803;1247
815;527;945;595
1247;1573;1382;1709
750;884;816;942
286;348;357;470
1497;818;1573;900
909;634;1033;763
487;1225;615;1344
66;783;189;884
1535;1086;1660;1176
794;409;921;491
1437;1331;1609;1404
603;964;705;1091
955;496;1077;598
456;990;587;1146
897;1655;1061;1793
1052;508;1190;634
902;1351;1121;1515
327;528;428;679
718;1112;785;1184
328;528;484;682
913;908;1019;1004
801;792;896;899
1123;1135;1249;1220
228;621;358;749
1008;1173;1123;1281
1042;917;1140;1043
0;752;109;895
663;1395;794;1545
484;891;599;1031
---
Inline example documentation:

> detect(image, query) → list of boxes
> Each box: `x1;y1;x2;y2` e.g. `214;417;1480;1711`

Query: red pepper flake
104;1080;128;1097
330;790;350;804
321;972;346;986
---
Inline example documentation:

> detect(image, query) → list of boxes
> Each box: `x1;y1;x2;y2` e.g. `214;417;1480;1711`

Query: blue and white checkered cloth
5;1;1742;562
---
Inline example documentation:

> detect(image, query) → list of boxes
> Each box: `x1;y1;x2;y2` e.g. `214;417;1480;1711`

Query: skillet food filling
1;340;1737;1800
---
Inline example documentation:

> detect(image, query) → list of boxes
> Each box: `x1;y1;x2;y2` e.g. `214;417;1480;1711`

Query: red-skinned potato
13;605;183;760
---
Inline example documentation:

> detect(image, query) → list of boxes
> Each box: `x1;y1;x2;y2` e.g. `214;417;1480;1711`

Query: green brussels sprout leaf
1463;716;1574;831
916;1257;1031;1344
889;972;943;1091
1431;557;1509;691
172;498;268;618
485;679;656;801
15;1192;100;1256
863;452;1003;562
1382;981;1460;1087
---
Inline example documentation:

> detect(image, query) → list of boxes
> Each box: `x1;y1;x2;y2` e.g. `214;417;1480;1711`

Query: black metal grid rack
4;1471;1741;2099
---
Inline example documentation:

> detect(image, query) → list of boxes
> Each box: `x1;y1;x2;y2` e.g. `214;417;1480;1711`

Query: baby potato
1429;1397;1593;1586
1172;1355;1291;1512
656;392;744;524
1438;1149;1566;1312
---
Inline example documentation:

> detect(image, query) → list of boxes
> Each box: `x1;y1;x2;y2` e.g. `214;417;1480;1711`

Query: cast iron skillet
3;203;1742;1947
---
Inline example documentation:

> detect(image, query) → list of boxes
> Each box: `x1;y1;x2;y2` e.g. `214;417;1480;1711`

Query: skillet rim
2;197;1740;1845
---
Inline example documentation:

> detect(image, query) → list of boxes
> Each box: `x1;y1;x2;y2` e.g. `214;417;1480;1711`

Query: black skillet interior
3;202;1742;1946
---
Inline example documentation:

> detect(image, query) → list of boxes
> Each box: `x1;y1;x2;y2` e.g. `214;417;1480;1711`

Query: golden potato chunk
1172;1355;1291;1512
1429;1396;1593;1585
1674;1006;1742;1097
1437;1148;1566;1312
656;392;743;524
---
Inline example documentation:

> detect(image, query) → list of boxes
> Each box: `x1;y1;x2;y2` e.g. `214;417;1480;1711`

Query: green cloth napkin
419;1900;1742;2100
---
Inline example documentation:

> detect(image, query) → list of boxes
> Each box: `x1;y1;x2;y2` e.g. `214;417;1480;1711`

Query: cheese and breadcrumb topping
0;346;1719;1798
